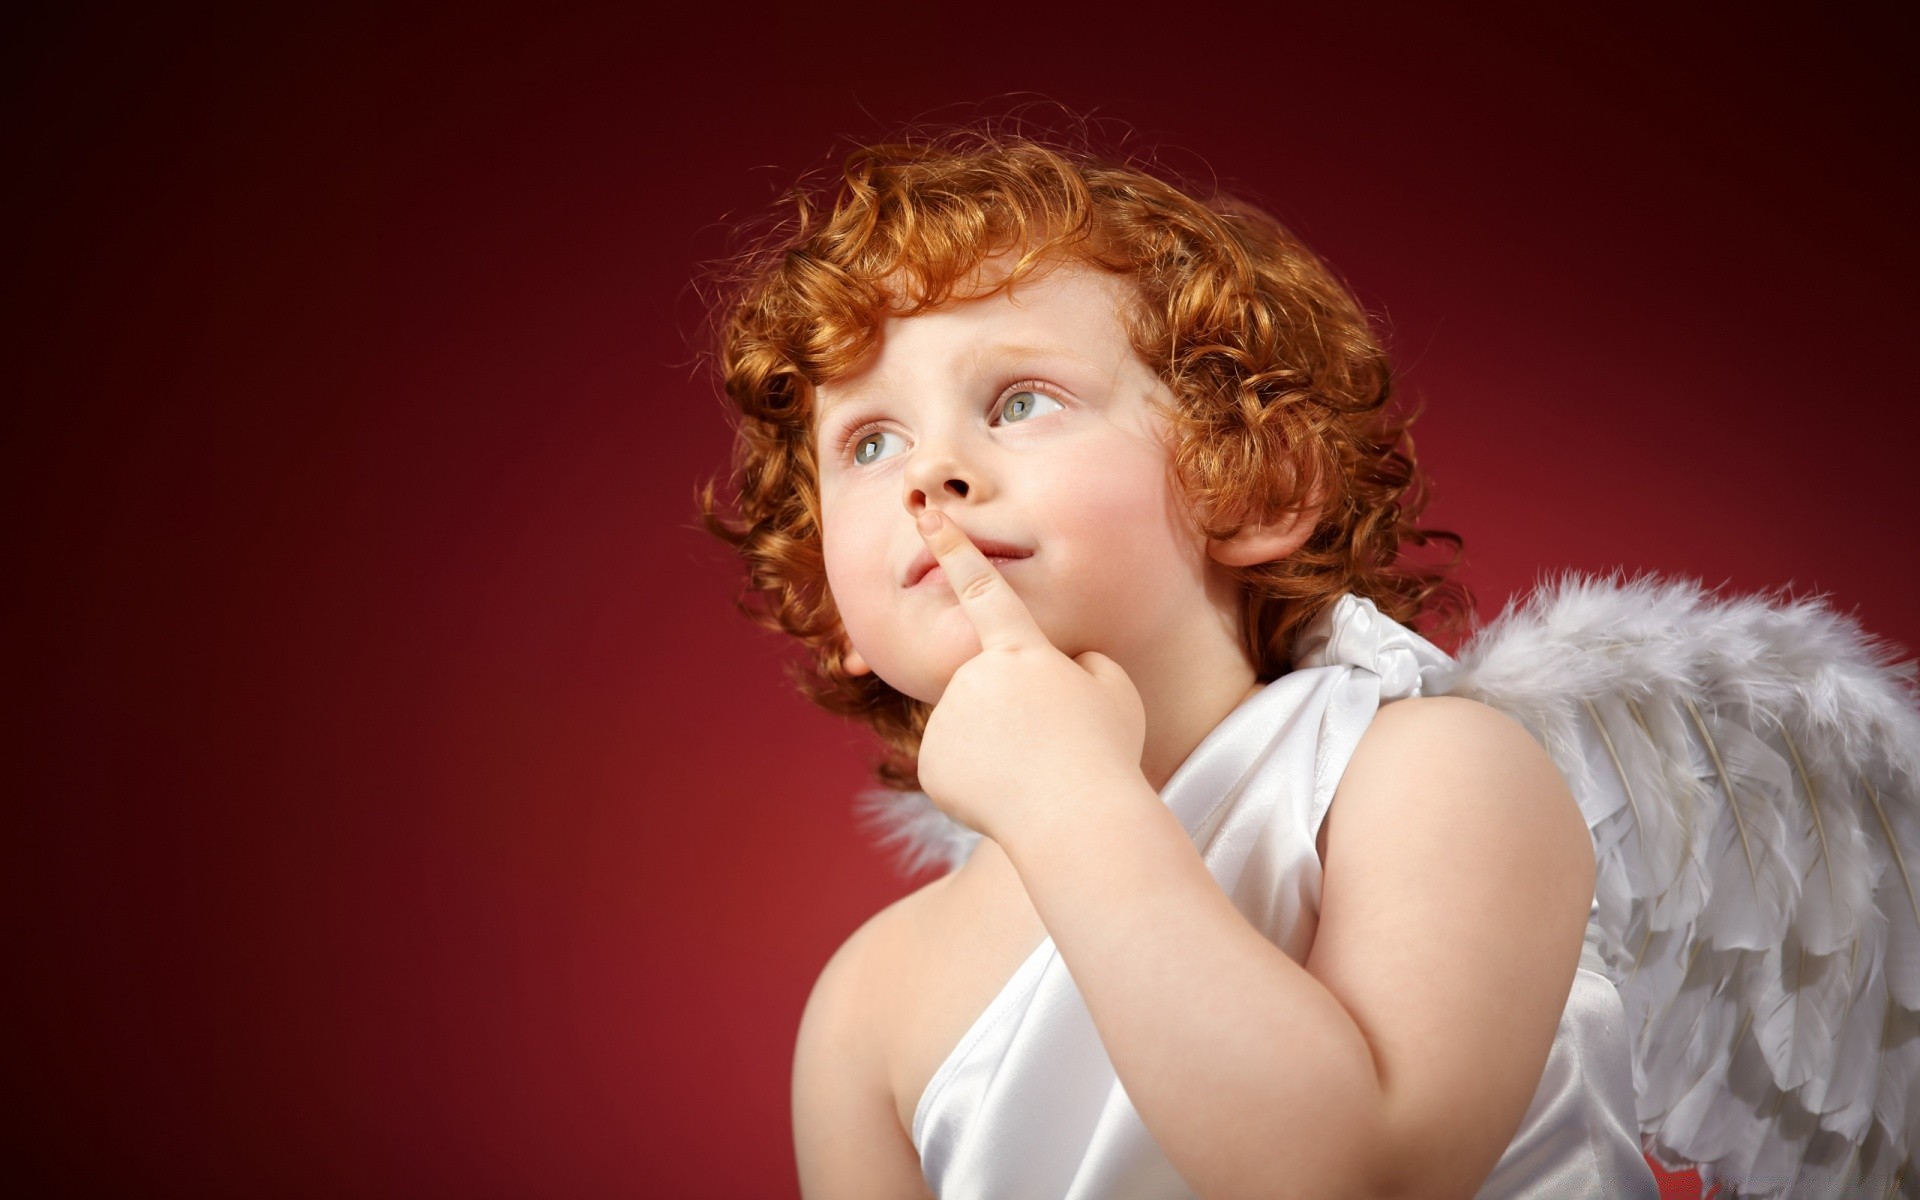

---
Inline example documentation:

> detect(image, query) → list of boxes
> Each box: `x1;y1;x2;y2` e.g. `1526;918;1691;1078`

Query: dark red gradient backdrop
7;5;1913;1195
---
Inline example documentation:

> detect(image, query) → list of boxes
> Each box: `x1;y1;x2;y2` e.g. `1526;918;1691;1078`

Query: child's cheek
818;519;882;656
1075;448;1194;557
1043;454;1202;628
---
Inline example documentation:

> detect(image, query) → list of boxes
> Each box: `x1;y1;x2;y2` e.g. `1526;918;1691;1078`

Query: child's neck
1129;637;1265;793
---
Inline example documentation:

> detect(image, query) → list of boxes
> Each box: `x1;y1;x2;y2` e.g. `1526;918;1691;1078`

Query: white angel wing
1445;572;1920;1198
853;785;979;878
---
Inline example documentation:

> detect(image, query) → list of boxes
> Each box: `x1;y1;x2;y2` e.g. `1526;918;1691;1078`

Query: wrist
995;768;1163;862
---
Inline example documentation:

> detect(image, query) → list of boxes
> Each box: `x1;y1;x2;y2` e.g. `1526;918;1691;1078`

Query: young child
700;130;1665;1198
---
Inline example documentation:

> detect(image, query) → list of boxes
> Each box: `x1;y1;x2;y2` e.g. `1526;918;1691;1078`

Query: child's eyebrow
974;342;1083;364
811;385;870;430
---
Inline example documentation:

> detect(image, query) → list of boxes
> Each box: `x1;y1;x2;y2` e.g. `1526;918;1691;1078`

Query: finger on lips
916;510;1044;650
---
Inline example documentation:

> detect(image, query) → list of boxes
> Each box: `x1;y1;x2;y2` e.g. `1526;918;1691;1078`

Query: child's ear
1206;503;1321;568
843;644;872;677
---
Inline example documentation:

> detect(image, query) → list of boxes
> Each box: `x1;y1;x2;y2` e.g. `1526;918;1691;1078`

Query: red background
8;4;1913;1195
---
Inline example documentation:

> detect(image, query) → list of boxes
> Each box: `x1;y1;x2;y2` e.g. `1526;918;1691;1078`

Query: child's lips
912;555;1031;590
903;542;1034;587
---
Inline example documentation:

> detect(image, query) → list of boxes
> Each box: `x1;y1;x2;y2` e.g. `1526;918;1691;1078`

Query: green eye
999;390;1062;423
852;430;903;465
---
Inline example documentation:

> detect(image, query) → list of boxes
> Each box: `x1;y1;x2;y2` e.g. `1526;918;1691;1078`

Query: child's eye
995;389;1064;424
851;428;906;466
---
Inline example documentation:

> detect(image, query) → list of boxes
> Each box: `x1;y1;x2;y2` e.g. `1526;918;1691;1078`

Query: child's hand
913;509;1148;844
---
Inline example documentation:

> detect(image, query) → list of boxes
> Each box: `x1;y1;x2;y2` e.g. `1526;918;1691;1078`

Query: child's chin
870;649;977;705
882;667;961;707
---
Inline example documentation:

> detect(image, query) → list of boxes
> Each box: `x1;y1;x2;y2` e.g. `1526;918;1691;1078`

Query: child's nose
905;475;970;513
902;447;979;513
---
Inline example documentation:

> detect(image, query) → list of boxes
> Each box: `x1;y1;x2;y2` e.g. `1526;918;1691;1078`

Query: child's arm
913;514;1597;1200
791;911;936;1200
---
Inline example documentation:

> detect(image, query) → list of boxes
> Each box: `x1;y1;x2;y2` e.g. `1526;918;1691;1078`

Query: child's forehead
813;262;1139;416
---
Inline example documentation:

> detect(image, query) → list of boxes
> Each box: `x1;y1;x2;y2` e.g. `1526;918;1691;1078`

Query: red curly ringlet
698;128;1470;790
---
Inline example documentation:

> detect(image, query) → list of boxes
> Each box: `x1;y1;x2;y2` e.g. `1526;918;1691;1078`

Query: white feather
1450;572;1920;1197
852;786;978;878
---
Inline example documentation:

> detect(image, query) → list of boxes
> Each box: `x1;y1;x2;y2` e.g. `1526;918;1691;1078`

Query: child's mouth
908;550;1033;589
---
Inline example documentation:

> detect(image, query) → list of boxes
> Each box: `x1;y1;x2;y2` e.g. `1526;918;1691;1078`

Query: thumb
1074;651;1145;735
1073;650;1127;687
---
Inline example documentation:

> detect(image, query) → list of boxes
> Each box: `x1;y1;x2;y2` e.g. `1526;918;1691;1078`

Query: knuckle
958;571;1000;603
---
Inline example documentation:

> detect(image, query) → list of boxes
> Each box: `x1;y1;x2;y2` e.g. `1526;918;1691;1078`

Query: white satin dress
910;594;1660;1198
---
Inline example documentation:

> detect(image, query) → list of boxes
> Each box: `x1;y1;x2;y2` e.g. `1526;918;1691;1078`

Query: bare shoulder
1307;694;1598;1197
791;879;946;1200
1315;695;1590;868
1329;694;1595;919
1359;694;1563;775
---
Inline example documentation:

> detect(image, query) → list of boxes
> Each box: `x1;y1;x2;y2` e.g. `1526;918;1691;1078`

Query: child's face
813;260;1244;704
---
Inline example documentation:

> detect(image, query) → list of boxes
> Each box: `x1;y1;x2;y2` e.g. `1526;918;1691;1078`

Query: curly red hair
698;128;1471;789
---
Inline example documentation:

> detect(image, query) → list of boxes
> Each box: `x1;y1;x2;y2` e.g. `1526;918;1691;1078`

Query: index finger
917;510;1048;652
